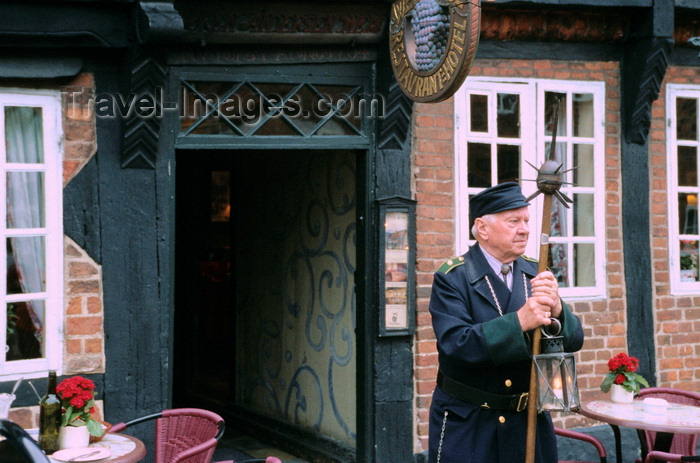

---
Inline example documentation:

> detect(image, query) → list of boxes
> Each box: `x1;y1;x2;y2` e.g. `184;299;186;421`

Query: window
0;90;63;379
667;85;700;292
455;78;606;299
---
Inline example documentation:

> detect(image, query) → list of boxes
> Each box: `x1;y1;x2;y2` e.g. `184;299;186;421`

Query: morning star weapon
523;98;576;463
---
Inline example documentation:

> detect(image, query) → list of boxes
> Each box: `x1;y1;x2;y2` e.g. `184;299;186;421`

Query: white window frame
454;77;606;300
0;89;63;380
667;84;700;294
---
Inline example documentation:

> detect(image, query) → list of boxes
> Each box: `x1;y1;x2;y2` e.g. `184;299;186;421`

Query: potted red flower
56;376;105;448
600;352;649;403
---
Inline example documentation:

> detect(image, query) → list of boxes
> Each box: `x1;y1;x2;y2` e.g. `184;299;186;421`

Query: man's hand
517;271;562;331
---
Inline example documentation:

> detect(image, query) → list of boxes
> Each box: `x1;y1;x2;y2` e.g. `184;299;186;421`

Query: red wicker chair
110;408;224;463
635;388;700;463
555;427;608;463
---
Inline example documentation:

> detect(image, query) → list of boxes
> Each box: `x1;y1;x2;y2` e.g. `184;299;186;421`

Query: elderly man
428;182;584;463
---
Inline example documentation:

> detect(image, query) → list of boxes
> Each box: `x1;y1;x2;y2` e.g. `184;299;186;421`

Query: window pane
467;142;491;187
677;98;698;141
573;144;594;187
496;144;520;183
680;240;699;282
574;243;595;286
679;193;699;235
574;194;594;236
7;236;46;294
550;243;568;287
545;92;567;137
4;106;45;164
573;94;594;137
550;202;566;238
546;141;568;167
6;300;43;361
470;94;488;132
678;146;698;187
6;172;45;228
496;93;520;138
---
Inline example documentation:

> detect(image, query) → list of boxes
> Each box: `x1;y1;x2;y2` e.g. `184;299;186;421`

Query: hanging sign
389;0;481;103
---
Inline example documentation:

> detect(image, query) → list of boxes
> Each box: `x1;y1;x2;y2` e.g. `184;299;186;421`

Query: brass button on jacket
505;379;512;388
498;416;506;424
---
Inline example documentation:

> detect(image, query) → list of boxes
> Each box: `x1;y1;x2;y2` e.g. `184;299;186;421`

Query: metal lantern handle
540;318;562;338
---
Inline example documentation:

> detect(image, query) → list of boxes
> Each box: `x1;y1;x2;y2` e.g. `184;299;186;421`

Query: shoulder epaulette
522;255;538;263
437;256;465;274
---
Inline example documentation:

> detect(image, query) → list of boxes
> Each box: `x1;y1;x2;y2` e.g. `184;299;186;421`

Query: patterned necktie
501;264;511;286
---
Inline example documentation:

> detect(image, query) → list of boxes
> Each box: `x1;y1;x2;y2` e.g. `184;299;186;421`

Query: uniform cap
469;182;530;227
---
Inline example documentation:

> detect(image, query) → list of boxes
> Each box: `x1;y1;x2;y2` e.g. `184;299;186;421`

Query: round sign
390;0;481;103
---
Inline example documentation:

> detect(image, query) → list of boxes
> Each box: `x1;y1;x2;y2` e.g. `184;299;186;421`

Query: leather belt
437;370;529;412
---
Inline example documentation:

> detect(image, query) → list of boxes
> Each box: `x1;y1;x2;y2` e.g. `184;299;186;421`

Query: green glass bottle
38;370;61;454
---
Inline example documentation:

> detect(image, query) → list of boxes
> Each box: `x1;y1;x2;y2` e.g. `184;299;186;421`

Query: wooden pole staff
523;98;572;463
524;194;552;463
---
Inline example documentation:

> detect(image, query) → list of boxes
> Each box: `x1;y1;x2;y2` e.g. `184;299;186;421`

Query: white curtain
5;106;45;337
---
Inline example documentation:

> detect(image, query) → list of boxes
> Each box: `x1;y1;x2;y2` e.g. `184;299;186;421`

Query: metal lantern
534;324;580;412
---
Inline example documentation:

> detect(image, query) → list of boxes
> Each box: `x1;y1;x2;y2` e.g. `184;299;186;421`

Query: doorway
173;149;359;452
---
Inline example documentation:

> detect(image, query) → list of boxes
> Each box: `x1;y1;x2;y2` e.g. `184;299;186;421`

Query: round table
579;400;700;463
28;430;146;463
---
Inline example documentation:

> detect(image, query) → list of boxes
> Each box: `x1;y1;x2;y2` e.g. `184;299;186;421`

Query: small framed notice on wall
378;196;416;336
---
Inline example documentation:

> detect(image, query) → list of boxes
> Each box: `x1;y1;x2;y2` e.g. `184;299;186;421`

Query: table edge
579;400;700;434
103;433;146;463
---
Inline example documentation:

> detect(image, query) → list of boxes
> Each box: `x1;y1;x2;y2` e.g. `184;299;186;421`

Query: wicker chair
110;408;224;463
0;419;50;463
555;427;608;463
634;388;700;463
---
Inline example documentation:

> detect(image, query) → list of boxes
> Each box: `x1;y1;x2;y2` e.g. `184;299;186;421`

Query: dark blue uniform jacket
428;244;584;463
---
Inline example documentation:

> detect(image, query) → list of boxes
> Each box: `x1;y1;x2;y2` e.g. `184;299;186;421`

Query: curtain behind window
5;106;45;344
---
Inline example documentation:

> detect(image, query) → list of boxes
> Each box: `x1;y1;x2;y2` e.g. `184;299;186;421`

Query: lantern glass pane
534;352;580;412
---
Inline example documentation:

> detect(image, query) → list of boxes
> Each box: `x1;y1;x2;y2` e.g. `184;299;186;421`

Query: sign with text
390;0;481;103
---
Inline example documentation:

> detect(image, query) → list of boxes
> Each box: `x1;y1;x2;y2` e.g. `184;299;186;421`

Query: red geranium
607;352;639;373
600;353;649;394
56;376;104;437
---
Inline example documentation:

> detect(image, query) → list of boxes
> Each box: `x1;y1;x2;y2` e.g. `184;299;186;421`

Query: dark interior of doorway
172;148;359;463
173;149;237;412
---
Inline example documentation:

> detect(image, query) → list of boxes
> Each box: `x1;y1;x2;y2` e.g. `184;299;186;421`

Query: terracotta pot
610;384;634;403
58;425;90;449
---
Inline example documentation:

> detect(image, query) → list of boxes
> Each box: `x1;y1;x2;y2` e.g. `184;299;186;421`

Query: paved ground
214;431;310;463
216;424;700;462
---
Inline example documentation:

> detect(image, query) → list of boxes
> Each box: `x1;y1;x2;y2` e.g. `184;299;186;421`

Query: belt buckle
516;392;529;412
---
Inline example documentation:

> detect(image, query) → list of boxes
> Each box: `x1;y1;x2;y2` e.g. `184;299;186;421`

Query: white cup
643;397;668;415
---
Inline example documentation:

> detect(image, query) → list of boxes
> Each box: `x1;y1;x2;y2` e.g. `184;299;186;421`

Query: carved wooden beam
378;81;413;151
622;0;674;145
121;2;184;169
121;52;166;170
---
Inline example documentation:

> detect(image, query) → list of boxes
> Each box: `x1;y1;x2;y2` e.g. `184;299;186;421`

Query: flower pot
58;425;90;449
610;384;634;403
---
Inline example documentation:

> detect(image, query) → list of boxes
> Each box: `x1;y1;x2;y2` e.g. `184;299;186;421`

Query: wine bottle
38;370;61;453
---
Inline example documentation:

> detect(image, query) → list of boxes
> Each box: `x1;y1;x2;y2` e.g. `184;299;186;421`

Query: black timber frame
620;0;674;384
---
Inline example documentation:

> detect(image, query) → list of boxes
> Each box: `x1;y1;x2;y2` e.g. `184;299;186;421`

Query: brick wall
61;73;104;375
64;236;105;374
412;58;700;453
